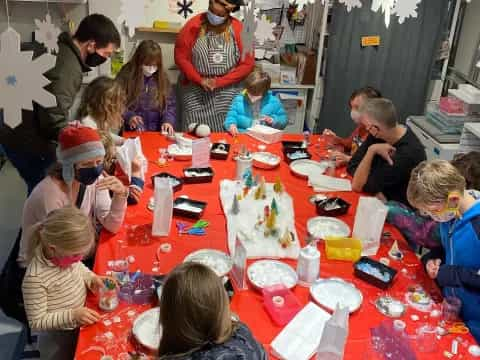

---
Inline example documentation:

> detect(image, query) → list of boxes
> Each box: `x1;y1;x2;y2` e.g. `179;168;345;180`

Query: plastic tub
325;237;362;262
354;257;397;289
262;284;301;326
316;197;351;217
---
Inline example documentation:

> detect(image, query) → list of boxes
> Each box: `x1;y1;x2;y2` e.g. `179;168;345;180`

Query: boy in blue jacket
224;71;287;136
407;160;480;342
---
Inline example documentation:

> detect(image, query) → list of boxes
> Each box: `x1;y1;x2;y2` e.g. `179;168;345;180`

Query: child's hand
132;156;143;178
426;259;442;279
88;275;118;294
330;150;350;167
368;143;396;166
161;123;174;136
229;124;239;137
129;116;144;130
261;116;273;125
129;186;143;203
323;129;336;137
97;173;128;197
73;307;100;326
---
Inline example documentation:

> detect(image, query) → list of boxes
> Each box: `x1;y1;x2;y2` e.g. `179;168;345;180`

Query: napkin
308;174;352;192
271;302;331;360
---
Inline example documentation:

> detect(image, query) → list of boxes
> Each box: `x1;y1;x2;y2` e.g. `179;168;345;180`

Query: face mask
427;210;457;223
85;51;107;67
207;10;226;26
51;254;83;269
351;110;361;124
248;94;262;103
142;65;158;77
75;164;104;185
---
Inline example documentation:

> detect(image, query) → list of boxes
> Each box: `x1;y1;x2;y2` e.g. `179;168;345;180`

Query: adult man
347;98;426;205
0;14;120;194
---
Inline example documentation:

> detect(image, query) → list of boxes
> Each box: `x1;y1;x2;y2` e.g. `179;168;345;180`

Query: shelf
136;27;180;34
464;122;480;139
271;83;315;90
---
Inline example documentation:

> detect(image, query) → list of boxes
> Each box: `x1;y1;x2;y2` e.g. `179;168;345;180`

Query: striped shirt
22;248;94;331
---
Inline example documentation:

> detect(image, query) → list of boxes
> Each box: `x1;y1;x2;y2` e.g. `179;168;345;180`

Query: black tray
316;197;350;217
173;198;207;219
183;167;214;184
211;143;231;160
283;148;312;164
354;256;397;290
151;172;183;192
282;140;306;150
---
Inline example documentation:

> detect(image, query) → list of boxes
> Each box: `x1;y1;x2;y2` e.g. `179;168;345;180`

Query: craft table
75;133;477;359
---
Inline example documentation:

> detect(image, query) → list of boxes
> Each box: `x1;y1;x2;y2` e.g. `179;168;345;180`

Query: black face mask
85;52;107;67
75;164;104;185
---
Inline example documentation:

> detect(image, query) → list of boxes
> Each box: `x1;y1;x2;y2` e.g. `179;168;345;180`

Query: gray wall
454;0;480;75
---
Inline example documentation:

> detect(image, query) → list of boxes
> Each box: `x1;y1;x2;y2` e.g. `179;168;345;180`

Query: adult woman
158;262;266;359
175;0;255;132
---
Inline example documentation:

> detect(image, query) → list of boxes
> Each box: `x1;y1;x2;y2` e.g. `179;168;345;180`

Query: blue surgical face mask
207;10;226;26
75;164;104;185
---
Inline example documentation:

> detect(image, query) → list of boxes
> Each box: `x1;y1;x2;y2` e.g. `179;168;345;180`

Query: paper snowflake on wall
240;0;258;60
0;28;56;128
339;0;363;12
34;13;61;54
118;0;146;38
371;0;396;27
392;0;421;24
255;14;276;46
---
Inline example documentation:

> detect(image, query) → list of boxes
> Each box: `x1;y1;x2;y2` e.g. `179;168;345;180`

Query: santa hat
57;123;105;183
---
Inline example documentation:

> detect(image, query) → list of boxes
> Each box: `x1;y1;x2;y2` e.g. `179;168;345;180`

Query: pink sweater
18;176;127;268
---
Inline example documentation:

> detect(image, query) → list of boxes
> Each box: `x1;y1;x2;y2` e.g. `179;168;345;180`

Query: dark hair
451;151;480;190
349;86;382;107
74;14;121;48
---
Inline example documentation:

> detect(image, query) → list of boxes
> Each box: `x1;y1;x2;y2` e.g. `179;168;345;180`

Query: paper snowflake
371;0;396;27
118;0;146;38
240;0;257;60
392;0;421;24
0;28;56;128
34;13;61;54
294;0;317;8
255;14;276;46
339;0;363;12
177;0;194;18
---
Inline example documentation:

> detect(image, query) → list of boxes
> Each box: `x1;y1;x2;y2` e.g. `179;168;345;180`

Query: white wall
454;0;480;76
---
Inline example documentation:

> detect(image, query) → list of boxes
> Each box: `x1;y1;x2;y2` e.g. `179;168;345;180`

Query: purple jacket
123;75;176;131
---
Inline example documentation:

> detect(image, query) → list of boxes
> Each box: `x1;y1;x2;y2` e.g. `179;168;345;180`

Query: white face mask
248;94;262;103
426;210;457;223
351;110;361;124
142;65;158;77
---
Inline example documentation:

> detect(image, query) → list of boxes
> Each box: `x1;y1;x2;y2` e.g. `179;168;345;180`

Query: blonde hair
158;262;235;357
78;76;126;132
407;160;466;208
99;130;116;174
245;70;271;96
28;206;95;262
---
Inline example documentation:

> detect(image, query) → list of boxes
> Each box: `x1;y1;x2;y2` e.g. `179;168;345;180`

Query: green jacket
0;32;90;156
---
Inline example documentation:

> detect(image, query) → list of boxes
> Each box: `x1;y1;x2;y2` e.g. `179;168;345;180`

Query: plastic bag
353;197;388;256
152;178;172;236
116;137;147;182
317;305;349;360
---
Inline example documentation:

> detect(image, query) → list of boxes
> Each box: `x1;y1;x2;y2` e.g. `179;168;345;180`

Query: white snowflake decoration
371;0;396;27
118;0;146;38
0;28;56;128
392;0;421;24
339;0;362;12
255;14;276;46
295;0;317;8
240;0;258;60
34;13;61;54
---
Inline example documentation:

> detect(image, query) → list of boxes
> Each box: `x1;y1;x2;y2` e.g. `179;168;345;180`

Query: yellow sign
361;36;381;47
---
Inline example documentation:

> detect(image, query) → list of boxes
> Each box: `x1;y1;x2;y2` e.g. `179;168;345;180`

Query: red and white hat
57;123;105;183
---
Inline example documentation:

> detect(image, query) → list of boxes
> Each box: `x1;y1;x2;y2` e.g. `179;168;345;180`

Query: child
323;86;382;166
224;71;287;136
116;40;176;135
159;262;266;359
22;206;108;360
100;131;144;205
407;160;480;342
78;76;126;145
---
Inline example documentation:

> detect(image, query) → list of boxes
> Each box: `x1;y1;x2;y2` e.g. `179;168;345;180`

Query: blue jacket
224;91;288;132
422;201;480;342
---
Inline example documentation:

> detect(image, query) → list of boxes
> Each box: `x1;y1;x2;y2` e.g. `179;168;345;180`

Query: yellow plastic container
325;236;362;262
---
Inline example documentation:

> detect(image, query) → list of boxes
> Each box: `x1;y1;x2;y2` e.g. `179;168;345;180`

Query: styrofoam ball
196;124;211;137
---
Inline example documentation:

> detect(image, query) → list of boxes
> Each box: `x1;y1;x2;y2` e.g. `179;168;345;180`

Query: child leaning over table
22;207;110;360
407;160;480;342
224;70;287;136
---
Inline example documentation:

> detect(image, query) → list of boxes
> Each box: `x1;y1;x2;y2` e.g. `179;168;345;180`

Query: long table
75;132;476;359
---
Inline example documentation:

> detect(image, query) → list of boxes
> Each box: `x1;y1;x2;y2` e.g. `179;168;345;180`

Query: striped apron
182;28;242;132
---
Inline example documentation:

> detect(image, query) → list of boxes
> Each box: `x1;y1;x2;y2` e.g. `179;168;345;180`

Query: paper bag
152;178;173;237
317;305;349;360
115;137;148;182
353;197;388;256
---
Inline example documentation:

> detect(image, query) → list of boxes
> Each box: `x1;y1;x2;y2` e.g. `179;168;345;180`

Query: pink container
263;284;301;326
439;97;466;116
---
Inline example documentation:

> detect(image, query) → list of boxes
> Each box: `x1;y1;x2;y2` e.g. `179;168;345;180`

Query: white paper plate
307;216;351;239
310;278;363;313
184;249;233;277
247;260;298;290
167;144;192;160
252;152;281;169
290;159;329;178
132;307;162;351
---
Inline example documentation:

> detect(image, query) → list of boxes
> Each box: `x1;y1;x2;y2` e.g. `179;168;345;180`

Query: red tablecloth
75;133;476;359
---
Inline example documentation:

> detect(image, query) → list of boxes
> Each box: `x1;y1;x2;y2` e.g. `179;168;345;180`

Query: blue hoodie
224;90;288;132
423;200;480;342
